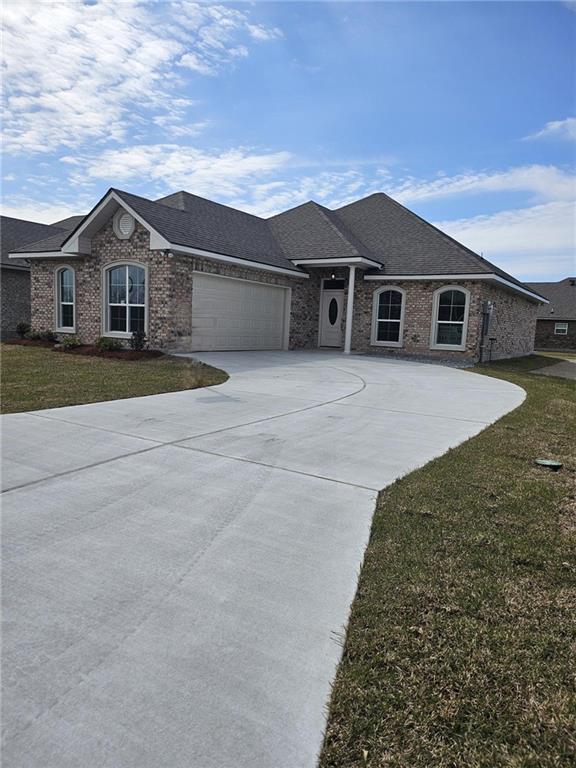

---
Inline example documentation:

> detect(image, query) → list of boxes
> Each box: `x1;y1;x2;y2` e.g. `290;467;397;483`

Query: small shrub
39;330;58;342
26;330;44;341
129;330;147;351
61;334;82;349
95;336;124;352
16;322;31;339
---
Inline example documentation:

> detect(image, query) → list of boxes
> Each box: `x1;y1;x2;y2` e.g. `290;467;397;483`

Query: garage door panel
191;274;287;351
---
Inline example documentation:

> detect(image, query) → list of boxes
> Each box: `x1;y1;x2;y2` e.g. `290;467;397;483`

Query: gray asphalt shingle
527;278;576;320
7;188;544;300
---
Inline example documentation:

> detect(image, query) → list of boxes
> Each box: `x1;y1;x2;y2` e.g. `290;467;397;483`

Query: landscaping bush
95;336;124;352
39;330;58;342
61;334;82;349
16;322;31;339
26;330;44;341
129;330;147;351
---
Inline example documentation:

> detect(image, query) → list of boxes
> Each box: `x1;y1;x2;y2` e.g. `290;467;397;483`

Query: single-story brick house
526;277;576;351
9;188;547;361
1;215;83;339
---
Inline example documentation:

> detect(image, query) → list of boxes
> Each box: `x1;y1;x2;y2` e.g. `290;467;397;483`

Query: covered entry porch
291;257;381;354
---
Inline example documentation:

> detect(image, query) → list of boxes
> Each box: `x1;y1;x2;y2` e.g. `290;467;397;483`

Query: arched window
56;266;75;331
104;263;147;335
431;286;470;350
371;287;405;347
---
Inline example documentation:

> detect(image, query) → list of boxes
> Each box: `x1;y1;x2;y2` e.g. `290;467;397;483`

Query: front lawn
320;355;576;767
0;343;227;414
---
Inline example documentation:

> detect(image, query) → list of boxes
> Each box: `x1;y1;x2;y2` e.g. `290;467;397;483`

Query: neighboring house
526;278;576;351
9;188;547;361
0;216;83;339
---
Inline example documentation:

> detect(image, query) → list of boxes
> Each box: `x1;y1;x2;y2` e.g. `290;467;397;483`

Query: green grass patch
320;357;576;767
0;343;227;414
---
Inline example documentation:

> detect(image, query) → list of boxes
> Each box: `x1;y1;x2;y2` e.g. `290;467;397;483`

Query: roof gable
269;201;374;262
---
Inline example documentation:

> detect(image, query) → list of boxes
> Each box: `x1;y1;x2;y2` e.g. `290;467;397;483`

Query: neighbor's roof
10;187;545;299
1;216;77;268
527;278;576;320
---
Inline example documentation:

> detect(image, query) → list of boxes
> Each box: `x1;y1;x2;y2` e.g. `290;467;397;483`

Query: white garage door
191;273;289;351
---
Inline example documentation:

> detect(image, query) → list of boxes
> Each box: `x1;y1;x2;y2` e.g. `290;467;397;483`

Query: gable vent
113;209;135;239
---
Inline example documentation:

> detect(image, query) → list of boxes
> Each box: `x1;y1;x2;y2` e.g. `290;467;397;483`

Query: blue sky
2;0;575;280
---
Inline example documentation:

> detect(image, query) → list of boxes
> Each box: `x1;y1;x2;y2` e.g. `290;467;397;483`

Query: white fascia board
363;272;548;303
61;190;171;254
291;256;382;269
170;243;309;278
8;251;79;259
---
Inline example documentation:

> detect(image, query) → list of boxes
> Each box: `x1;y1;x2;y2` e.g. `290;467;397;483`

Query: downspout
344;265;356;354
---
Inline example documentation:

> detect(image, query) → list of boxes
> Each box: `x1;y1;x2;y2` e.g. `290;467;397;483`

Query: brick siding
29;219;321;350
351;278;484;360
1;267;30;339
479;283;538;361
28;214;539;360
534;319;576;351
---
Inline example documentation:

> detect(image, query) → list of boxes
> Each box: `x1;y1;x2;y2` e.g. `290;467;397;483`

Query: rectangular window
57;267;75;330
436;323;463;346
110;305;127;332
106;264;146;335
61;304;74;328
373;289;404;346
432;289;468;349
554;322;568;335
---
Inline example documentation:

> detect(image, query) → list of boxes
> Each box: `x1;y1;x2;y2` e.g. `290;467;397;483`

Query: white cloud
74;144;292;199
0;199;87;225
435;201;576;280
386;165;576;205
523;117;576;142
1;0;282;154
247;24;283;42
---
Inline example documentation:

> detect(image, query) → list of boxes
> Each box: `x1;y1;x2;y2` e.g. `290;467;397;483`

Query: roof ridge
309;202;362;257
156;189;267;223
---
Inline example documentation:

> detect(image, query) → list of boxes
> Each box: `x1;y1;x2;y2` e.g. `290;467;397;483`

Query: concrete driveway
1;352;524;768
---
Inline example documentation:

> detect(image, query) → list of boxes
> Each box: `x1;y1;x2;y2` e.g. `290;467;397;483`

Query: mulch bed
55;345;163;361
3;338;163;360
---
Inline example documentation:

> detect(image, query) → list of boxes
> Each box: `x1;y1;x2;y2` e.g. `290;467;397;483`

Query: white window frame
371;286;406;347
55;265;76;332
554;322;568;335
102;262;148;338
430;285;471;352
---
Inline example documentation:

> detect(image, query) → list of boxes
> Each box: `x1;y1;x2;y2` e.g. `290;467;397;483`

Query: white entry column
343;265;356;355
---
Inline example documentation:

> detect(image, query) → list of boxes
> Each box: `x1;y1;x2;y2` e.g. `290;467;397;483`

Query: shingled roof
527;278;576;320
334;193;533;288
9;187;545;300
269;201;373;262
1;216;80;268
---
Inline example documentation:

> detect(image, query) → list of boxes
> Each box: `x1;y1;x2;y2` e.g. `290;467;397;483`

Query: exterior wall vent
113;209;135;240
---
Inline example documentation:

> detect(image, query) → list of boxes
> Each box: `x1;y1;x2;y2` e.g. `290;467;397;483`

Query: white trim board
363;273;548;303
8;251;81;260
171;245;308;278
291;256;382;269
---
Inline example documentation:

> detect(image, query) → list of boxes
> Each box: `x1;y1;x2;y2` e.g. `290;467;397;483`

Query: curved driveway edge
1;352;524;768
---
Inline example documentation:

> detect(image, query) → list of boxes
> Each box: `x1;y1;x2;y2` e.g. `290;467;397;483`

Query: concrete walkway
1;352;525;768
533;358;576;380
